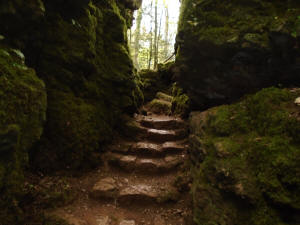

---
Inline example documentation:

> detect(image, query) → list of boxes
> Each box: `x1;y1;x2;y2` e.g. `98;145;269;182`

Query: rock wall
0;44;47;224
189;87;300;225
0;0;141;223
0;0;141;171
175;0;300;110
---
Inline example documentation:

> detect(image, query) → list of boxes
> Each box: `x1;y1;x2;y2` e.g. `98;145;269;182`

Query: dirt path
48;94;192;225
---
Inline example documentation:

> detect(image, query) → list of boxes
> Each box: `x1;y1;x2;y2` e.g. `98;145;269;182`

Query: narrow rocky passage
49;93;192;225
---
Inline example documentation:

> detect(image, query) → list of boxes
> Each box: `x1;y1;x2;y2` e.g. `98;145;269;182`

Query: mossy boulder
0;45;47;224
171;83;190;117
146;99;172;115
176;0;300;110
139;62;174;102
189;87;300;225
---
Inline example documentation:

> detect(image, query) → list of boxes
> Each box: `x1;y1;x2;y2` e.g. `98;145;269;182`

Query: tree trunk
148;0;153;69
156;8;163;66
163;6;169;60
153;0;158;70
133;7;143;70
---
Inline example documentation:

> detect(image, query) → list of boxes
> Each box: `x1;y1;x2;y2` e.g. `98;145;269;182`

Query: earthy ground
42;93;193;225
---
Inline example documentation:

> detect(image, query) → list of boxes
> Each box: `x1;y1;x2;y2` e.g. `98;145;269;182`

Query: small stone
91;177;118;198
96;216;110;225
122;155;137;163
153;215;166;225
294;97;300;106
119;220;135;225
164;155;178;162
119;184;158;202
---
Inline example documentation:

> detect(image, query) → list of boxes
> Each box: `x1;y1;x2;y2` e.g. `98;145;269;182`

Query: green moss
0;45;47;225
147;99;172;115
157;92;173;102
178;0;300;49
32;0;139;171
190;87;300;225
171;83;190;117
33;90;111;171
139;70;166;102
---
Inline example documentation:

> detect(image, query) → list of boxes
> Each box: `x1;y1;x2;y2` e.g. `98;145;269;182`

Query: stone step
90;178;179;205
110;141;187;156
144;128;187;143
132;141;187;156
139;116;186;130
107;153;185;173
156;92;173;102
118;184;160;203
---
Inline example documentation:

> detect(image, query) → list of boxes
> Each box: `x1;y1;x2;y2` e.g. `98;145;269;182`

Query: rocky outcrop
0;0;142;171
0;45;47;224
175;0;300;109
0;0;141;223
189;87;300;225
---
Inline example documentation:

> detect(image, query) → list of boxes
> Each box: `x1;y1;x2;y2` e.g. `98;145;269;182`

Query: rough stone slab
164;155;185;169
140;117;185;130
110;142;133;153
146;128;186;142
131;141;186;156
132;142;162;155
153;215;166;225
118;184;159;203
90;177;118;199
136;158;164;172
119;220;135;225
108;153;181;173
96;216;110;225
162;142;187;153
295;97;300;106
108;153;137;171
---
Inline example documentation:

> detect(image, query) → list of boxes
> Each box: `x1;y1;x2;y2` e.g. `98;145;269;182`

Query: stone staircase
49;92;191;225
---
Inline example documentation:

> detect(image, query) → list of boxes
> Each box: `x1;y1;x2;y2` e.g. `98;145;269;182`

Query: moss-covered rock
176;0;300;109
139;62;174;102
0;45;47;225
0;0;142;171
189;87;300;225
171;83;190;117
146;98;172;115
0;0;142;223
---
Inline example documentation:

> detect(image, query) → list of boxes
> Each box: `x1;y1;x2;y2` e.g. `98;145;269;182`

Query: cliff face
0;0;141;223
189;87;300;225
175;0;300;109
0;0;142;171
0;45;47;224
176;1;300;224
